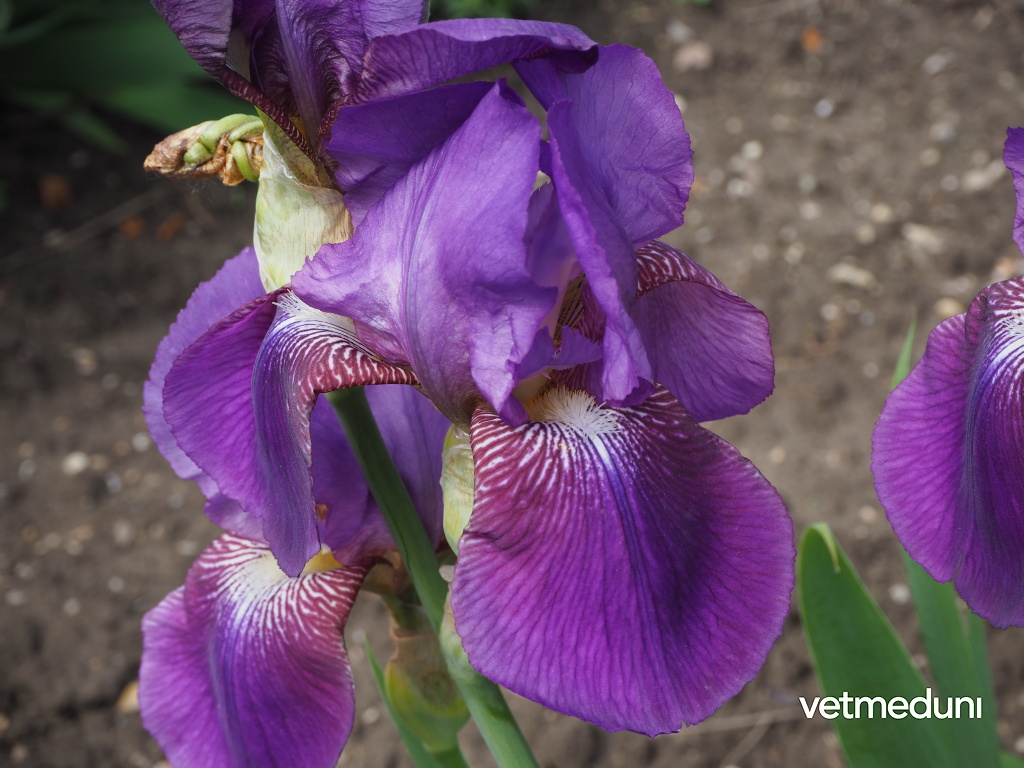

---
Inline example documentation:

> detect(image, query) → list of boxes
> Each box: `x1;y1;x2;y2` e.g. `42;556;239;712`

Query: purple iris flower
152;0;596;214
141;247;450;768
160;49;793;735
873;128;1024;629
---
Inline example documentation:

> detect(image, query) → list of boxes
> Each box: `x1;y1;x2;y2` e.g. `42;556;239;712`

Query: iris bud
384;614;469;755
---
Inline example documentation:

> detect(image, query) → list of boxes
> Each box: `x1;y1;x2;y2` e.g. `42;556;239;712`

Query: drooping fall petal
873;277;1024;627
140;533;365;768
452;387;793;734
632;240;774;422
144;248;266;538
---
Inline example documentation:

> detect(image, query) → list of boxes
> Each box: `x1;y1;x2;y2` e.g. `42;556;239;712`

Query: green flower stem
327;387;447;627
327;386;539;768
431;744;472;768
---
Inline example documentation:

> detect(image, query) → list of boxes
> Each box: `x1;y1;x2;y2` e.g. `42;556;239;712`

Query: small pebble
934;297;965;319
131;432;151;452
61;451;89;476
116;681;140;714
360;706;381;726
799;201;821;220
902;223;944;255
176;540;200;557
889;583;911;604
768;445;787;465
919;147;940;167
862;362;880;379
870;203;894;223
922;51;951;76
6;590;27;607
814;99;834;118
113;520;134;546
63;598;81;616
665;19;693;44
854;223;877;245
71;348;99;376
828;263;878;289
859;505;879;524
672;41;712;72
108;576;125;594
740;140;763;161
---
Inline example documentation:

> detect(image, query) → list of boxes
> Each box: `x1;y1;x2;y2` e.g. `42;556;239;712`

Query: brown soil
3;1;1024;766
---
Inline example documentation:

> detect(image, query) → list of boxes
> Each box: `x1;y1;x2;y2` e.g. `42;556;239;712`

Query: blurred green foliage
0;0;246;150
430;0;537;19
0;0;539;150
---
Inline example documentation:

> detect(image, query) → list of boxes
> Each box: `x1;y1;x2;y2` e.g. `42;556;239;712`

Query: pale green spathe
253;135;351;291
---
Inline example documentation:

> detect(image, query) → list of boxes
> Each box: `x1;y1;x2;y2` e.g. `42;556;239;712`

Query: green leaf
902;553;1000;767
890;310;917;390
100;82;248;133
365;641;447;768
1001;753;1024;768
798;524;958;768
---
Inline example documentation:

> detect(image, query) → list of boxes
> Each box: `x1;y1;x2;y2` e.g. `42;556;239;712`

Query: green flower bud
384;617;469;755
253;134;352;291
440;425;474;554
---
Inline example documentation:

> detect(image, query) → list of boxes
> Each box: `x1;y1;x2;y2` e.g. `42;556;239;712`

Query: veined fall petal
874;277;1024;627
452;387;794;734
139;533;365;768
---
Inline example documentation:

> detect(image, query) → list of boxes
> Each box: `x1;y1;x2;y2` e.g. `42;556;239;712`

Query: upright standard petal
452;387;793;734
518;46;694;403
874;278;1024;627
632;241;774;422
356;19;597;102
144;248;265;537
1004;127;1024;255
140;534;365;768
325;81;492;225
152;0;426;138
295;83;555;425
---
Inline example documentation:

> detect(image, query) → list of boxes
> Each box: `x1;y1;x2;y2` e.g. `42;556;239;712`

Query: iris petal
356;18;597;102
140;533;364;768
518;46;694;404
1004;127;1024;255
145;248;267;538
874;278;1024;627
295;83;554;425
313;386;448;562
452;387;793;734
633;241;774;422
165;291;415;575
325;81;492;225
